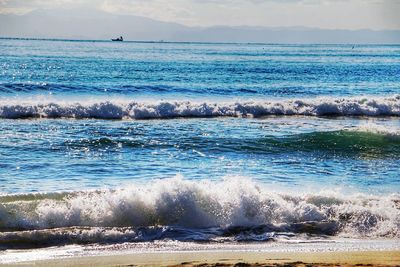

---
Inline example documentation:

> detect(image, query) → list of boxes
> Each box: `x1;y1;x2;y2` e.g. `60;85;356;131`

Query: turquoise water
0;39;399;248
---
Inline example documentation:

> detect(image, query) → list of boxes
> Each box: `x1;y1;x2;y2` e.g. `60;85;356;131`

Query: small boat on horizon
111;36;123;42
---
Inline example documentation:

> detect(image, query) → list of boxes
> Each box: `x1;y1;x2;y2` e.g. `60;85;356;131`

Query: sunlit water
0;39;399;252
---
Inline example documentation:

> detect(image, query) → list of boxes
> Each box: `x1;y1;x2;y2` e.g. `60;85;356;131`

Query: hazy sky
0;0;399;30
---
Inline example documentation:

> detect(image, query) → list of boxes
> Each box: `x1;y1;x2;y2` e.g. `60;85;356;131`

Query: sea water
0;39;399;255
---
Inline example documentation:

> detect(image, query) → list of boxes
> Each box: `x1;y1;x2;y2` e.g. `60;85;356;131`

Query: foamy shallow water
1;239;399;264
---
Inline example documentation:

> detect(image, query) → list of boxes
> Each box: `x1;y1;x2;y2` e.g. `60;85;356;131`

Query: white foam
1;176;399;238
353;122;400;136
1;239;400;264
0;95;399;119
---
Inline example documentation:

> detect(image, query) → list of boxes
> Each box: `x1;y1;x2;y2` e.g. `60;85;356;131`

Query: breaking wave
1;177;399;248
0;95;399;119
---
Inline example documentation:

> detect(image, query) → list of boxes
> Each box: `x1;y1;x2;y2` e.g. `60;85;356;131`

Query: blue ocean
0;39;399;253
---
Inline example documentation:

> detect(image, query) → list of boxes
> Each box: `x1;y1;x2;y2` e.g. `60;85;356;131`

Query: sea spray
1;176;398;248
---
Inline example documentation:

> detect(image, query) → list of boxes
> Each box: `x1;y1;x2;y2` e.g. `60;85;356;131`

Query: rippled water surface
0;39;399;250
1;117;399;194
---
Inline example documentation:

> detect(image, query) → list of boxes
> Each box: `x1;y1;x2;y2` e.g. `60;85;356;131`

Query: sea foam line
0;95;399;119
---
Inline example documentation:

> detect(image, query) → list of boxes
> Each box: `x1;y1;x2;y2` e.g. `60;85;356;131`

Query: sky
0;0;399;30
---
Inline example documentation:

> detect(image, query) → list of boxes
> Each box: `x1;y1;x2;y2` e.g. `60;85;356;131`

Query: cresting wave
0;95;400;119
62;129;400;158
0;177;399;248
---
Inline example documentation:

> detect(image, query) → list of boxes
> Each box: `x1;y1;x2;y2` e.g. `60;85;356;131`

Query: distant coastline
1;36;399;46
1;9;400;44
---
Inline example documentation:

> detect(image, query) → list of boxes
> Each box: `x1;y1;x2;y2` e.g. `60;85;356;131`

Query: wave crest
0;95;399;119
1;177;398;242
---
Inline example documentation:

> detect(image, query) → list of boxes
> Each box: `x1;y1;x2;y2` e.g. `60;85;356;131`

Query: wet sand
4;250;400;267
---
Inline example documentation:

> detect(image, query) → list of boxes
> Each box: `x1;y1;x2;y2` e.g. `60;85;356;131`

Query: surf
0;95;399;119
0;176;398;249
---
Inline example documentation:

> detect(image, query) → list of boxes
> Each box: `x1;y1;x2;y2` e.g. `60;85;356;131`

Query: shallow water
0;39;399;251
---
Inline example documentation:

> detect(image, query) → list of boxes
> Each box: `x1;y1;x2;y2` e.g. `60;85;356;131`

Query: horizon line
0;36;399;46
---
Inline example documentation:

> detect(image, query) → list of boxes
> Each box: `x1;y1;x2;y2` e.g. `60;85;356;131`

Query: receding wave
0;177;398;248
0;95;399;119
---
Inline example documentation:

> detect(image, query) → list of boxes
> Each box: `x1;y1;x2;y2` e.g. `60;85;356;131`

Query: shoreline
3;250;400;267
1;240;400;266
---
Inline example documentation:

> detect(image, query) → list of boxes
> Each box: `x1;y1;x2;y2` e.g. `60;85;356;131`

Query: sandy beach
2;250;399;267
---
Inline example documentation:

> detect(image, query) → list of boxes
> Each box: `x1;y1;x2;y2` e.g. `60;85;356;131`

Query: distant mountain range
1;8;399;44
